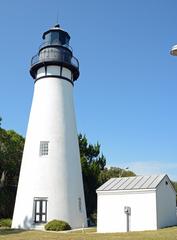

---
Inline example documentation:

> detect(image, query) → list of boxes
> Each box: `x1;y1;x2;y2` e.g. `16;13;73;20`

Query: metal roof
97;174;167;191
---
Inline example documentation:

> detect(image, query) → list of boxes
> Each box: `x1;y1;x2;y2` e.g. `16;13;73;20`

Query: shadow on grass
0;228;26;235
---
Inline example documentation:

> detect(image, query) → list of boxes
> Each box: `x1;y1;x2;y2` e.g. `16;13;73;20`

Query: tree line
0;119;24;218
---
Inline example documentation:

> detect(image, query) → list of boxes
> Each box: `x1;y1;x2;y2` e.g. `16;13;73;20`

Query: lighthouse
12;24;87;229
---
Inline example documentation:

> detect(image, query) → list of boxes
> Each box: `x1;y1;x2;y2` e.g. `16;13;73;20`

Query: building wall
97;190;157;233
156;176;177;228
12;72;87;229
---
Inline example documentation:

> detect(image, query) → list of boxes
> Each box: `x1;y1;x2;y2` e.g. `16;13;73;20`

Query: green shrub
45;219;71;231
0;218;12;228
90;212;97;225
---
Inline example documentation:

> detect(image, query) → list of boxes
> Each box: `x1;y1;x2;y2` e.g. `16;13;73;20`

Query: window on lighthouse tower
40;141;49;156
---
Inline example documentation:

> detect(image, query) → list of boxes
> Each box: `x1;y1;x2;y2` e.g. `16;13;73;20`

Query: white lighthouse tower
12;24;87;229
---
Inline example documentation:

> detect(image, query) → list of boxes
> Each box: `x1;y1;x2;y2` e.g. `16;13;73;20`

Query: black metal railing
31;48;79;69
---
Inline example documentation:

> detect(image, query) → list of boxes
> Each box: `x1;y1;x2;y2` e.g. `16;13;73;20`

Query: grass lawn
0;227;177;240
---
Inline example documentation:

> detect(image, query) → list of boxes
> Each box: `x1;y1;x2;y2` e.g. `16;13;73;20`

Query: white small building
97;174;177;233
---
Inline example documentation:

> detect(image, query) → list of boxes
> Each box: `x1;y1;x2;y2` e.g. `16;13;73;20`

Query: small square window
40;141;49;156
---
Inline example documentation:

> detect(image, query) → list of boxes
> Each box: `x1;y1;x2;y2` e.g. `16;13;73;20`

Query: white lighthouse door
34;199;47;223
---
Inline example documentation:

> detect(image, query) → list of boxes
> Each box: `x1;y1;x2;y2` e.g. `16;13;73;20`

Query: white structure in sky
170;44;177;56
12;24;87;229
97;174;177;233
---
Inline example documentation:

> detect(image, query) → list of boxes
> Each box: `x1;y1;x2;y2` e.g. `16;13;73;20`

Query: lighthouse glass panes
40;141;49;156
47;66;60;76
34;199;47;223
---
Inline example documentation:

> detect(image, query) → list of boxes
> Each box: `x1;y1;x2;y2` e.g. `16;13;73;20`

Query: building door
34;198;47;223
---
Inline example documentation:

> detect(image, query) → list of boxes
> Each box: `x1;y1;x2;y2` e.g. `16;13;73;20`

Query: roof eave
97;188;156;195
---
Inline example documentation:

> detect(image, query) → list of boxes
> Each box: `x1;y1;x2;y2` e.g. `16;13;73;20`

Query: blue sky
0;0;177;180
